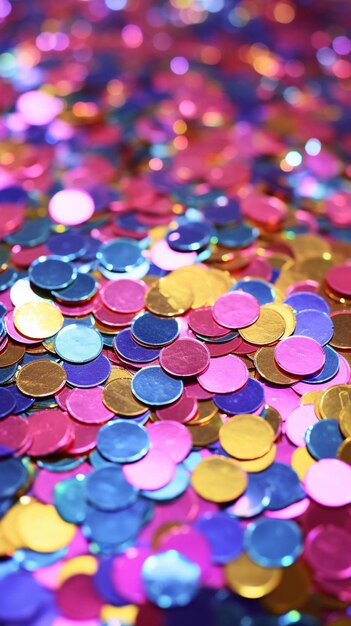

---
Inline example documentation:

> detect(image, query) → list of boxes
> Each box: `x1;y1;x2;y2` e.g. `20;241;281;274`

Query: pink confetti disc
66;387;114;424
293;354;350;395
304;459;351;507
56;574;103;620
197;354;248;394
285;404;319;447
274;336;325;376
188;307;230;338
66;421;100;455
149;239;197;270
57;298;98;318
0;415;30;455
184;380;214;400
17;90;63;126
263;384;300;421
160;338;210;377
325;263;351;297
93;303;136;328
241;193;288;225
100;279;147;313
305;524;351;580
207;335;242;358
265;498;310;520
147;420;192;463
123;447;176;490
48;189;95;226
157;524;211;577
27;409;74;457
55;387;72;411
112;547;152;604
213;292;260;329
155;394;198;423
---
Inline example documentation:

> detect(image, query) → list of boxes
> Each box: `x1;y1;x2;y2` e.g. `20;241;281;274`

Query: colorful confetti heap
1;1;351;625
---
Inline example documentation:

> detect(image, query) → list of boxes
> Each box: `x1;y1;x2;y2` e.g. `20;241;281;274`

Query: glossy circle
0;457;28;498
285;291;330;314
166;221;213;252
245;518;303;567
54;475;87;524
304;459;351;507
103;378;147;416
52;273;97;303
49;189;95;226
123;447;175;490
214;378;265;415
294;309;334;346
142;550;201;608
63;353;111;388
195;512;244;564
97;238;144;272
239;308;286;345
97;420;150;463
132;366;183;406
114;329;160;363
326;264;351;297
17;502;76;552
219;414;274;460
191;455;248;503
160;338;210;377
213;292;260;329
225;553;282;599
14;301;64;339
275;336;325;376
54;324;103;363
101;279;146;313
305;419;344;460
132;312;180;347
66;386;114;424
302;345;340;384
197;354;248;394
86;466;138;511
147;421;192;463
231;279;275;305
17;360;67;397
29;256;77;290
0;388;16;418
305;524;351;580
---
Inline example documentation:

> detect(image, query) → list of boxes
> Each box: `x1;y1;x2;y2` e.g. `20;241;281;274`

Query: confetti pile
1;0;351;625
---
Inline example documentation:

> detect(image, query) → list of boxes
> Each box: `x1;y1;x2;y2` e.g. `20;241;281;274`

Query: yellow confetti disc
16;360;67;397
291;446;316;481
225;553;282;599
145;276;193;317
261;562;310;614
191;455;248;503
187;414;222;447
263;303;296;339
236;444;277;473
107;366;133;383
239;308;285;345
103;378;147;416
219;414;274;460
59;556;98;583
337;438;351;465
319;384;351;420
13;300;63;339
17;502;76;552
101;605;138;625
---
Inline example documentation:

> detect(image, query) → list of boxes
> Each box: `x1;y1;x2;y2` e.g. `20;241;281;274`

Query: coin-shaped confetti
191;455;248;503
54;324;103;363
103;378;147;416
213;291;260;329
197;354;248;393
17;360;67;397
132;366;183;406
219;414;274;460
14;301;64;339
274;336;325;376
160;338;210;377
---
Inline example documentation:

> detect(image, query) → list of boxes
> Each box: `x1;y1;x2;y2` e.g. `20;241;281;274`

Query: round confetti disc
245;518;303;568
66;386;114;424
220;414;275;460
191;455;248;503
213;292;260;329
132;311;180;347
29;256;77;290
54;324;103;363
97;419;150;463
304;458;351;507
49;189;95;226
225;553;282;599
123;447;176;490
197;354;248;393
103;378;147;416
17;502;76;552
160;338;210;377
274;336;326;376
239;308;286;345
100;279;147;313
17;360;67;397
147;420;192;463
86;466;137;511
63;353;111;388
326;263;351;297
14;301;64;339
132;366;183;406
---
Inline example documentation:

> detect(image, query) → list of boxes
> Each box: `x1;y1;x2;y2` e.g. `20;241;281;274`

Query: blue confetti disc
7;385;35;414
132;366;183;406
52;272;97;303
302;345;339;383
37;457;86;472
114;329;160;363
47;231;87;260
99;258;150;281
80;235;102;262
29;256;77;290
89;449;114;469
203;199;241;225
0;571;48;622
131;312;180;347
255;462;305;511
284;291;330;314
195;512;244;564
166;221;213;252
6;218;51;247
142;550;201;608
214;378;265;415
216;223;258;249
97;419;150;463
294;309;334;345
85;466;138;511
0;458;28;498
53;475;87;524
14;547;67;571
194;331;238;344
93;557;128;606
0;267;18;292
225;473;271;518
142;464;190;501
83;501;144;545
0;497;14;517
54;324;103;363
231;279;275;305
305;418;343;460
0;387;16;417
63;353;111;388
97;238;144;272
245;518;303;568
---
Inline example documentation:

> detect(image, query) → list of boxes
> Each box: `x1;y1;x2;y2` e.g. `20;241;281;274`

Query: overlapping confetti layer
1;0;351;625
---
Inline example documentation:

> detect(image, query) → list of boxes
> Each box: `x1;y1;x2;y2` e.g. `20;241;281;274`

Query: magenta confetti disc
0;415;30;455
66;387;114;424
49;189;95;226
197;354;248;394
100;279;147;313
157;524;211;577
326;263;351;296
94;303;136;328
184;380;214;400
274;336;325;376
206;335;242;358
123;447;175;490
155;394;198;423
263;384;300;421
292;354;350;395
147;421;192;463
112;547;152;604
55;387;72;411
160;338;210;377
241;193;288;225
56;574;103;620
188;307;230;338
305;524;351;580
67;421;100;455
27;409;74;457
265;498;310;520
285;405;319;447
304;459;351;507
213;292;260;329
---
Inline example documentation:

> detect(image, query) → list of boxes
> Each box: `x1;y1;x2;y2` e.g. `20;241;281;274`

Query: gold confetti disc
319;384;351;420
236;444;277;473
262;562;311;614
103;378;147;416
254;346;299;385
145;276;193;317
0;341;25;367
17;360;67;397
263;302;296;339
219;414;275;460
191;455;248;503
187;414;222;446
107;366;133;383
13;301;64;339
225;553;282;599
291;446;316;481
17;502;76;553
239;308;285;345
337;438;351;465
